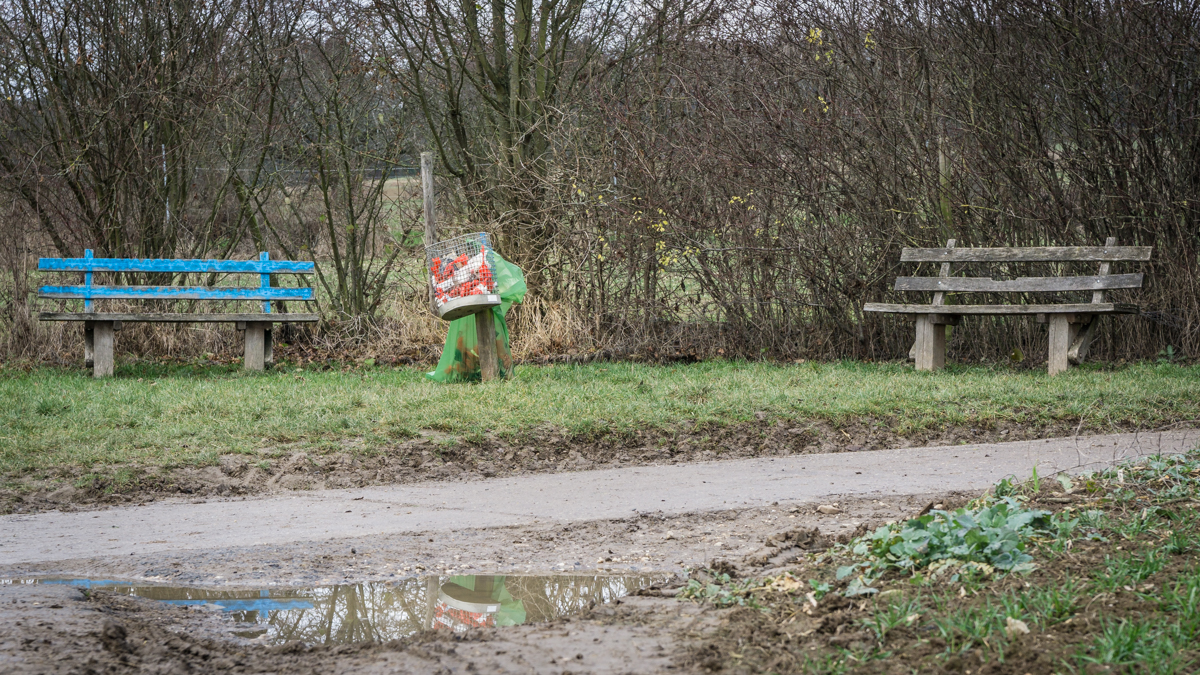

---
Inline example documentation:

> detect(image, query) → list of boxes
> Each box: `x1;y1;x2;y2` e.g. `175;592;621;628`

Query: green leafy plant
1158;345;1181;364
839;498;1054;586
842;575;878;596
994;476;1017;497
679;572;763;608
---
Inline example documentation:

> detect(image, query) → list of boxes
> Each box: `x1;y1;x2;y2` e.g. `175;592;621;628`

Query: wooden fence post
476;309;498;382
422;152;437;315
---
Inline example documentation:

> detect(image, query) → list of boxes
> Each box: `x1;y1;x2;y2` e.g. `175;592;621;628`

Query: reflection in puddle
2;574;661;644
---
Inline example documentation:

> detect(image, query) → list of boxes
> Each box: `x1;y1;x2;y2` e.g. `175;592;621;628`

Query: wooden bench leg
1068;316;1097;365
244;322;266;371
1048;315;1071;375
914;315;945;372
914;317;930;370
84;321;95;368
932;322;946;370
93;321;114;378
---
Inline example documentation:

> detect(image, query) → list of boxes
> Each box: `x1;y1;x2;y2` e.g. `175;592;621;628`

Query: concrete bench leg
92;321;114;378
1048;315;1071;375
264;326;273;366
914;315;945;371
244;322;266;371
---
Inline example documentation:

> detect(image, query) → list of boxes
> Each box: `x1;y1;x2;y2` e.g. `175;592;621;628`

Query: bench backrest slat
37;250;313;313
900;246;1152;263
895;273;1143;293
39;285;313;302
38;257;314;274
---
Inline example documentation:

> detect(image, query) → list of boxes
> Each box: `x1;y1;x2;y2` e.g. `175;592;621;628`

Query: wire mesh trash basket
426;232;501;321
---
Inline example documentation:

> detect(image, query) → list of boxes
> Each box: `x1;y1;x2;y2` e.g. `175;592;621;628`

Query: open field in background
3;360;1198;481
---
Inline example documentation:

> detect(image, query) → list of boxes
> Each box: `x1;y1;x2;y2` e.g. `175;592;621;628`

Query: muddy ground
0;582;713;674
3;417;1164;515
4;426;1194;673
3;476;1191;674
0;493;959;674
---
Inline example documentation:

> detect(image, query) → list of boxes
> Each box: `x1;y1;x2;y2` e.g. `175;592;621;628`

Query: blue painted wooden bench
38;250;318;376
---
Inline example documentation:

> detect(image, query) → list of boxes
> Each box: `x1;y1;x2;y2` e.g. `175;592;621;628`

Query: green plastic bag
427;254;526;382
443;575;527;626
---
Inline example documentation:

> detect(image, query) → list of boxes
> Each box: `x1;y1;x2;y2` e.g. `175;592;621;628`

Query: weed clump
678;572;764;609
835;497;1056;596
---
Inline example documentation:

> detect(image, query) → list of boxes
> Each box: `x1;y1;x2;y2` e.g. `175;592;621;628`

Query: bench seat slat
863;302;1139;315
900;246;1152;263
38;312;319;322
38;285;314;301
894;273;1143;293
38;257;315;274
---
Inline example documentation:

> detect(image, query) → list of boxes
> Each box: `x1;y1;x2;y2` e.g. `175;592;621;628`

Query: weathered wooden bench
863;238;1152;375
38;250;318;377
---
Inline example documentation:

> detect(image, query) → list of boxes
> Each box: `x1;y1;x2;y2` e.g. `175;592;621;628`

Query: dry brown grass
508;297;594;358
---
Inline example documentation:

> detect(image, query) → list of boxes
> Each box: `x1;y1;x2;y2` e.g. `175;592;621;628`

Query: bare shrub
541;0;1198;362
1;0;1196;365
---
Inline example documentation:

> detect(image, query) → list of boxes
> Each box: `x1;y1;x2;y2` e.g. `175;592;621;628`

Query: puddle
3;574;664;644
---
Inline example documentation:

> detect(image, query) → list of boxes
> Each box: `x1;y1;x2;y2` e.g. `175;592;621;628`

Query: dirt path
2;430;1194;584
3;430;1197;674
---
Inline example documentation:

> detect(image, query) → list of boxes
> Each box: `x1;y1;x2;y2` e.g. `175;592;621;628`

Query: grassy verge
2;359;1198;480
678;451;1200;674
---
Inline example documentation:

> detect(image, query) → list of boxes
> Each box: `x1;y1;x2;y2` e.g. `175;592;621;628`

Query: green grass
1;359;1198;476
681;450;1200;674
